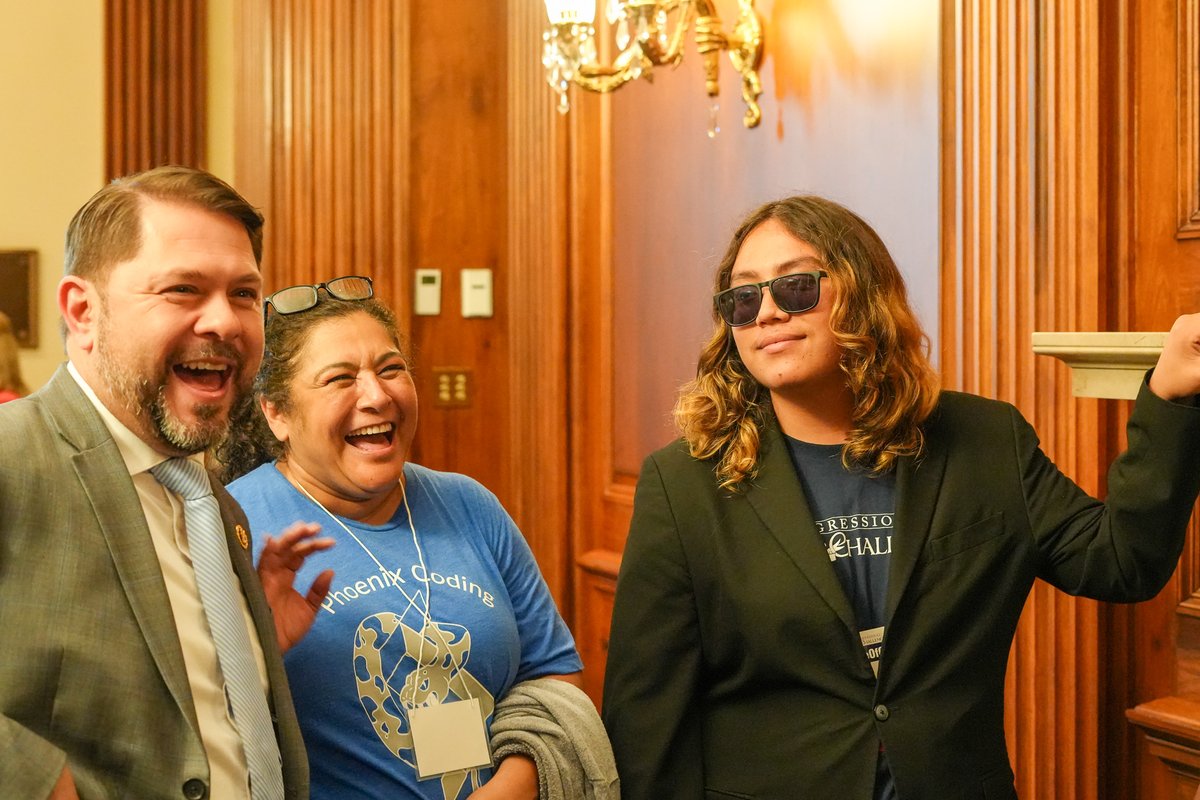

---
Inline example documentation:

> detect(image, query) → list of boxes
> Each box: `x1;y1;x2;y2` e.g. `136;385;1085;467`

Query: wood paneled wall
564;74;629;705
1118;0;1200;796
105;0;206;178
948;0;1200;796
944;2;1110;796
234;0;410;318
504;0;573;603
233;1;536;548
204;0;1200;794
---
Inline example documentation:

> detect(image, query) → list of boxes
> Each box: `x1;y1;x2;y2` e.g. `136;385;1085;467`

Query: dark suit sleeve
0;716;68;799
1022;378;1200;601
602;453;706;800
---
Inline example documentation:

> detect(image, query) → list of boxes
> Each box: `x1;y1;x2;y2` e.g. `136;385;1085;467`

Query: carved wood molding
1128;697;1200;791
105;0;206;177
1176;513;1200;614
1178;0;1200;237
577;548;622;580
506;0;572;608
943;1;1107;795
576;548;621;702
234;0;411;308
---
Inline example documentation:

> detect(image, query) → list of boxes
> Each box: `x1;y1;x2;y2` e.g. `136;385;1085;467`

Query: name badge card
410;697;492;779
860;626;885;678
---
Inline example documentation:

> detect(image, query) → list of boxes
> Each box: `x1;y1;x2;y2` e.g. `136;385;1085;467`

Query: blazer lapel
884;429;948;622
42;368;199;731
745;422;858;632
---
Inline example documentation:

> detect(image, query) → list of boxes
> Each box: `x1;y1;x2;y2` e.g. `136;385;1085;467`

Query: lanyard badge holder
410;696;491;778
295;474;493;779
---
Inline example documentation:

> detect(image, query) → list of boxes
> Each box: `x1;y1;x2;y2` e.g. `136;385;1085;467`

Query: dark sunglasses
714;270;828;327
264;275;374;320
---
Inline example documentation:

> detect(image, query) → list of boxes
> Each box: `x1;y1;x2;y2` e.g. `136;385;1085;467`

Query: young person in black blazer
601;195;1200;800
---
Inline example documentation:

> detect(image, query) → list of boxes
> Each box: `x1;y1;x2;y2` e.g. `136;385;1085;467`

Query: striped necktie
151;457;285;800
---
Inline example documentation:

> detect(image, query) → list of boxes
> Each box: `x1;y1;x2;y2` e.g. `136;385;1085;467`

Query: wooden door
1118;0;1200;796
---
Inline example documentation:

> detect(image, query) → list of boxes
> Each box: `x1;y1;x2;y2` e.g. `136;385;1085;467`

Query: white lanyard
291;472;467;701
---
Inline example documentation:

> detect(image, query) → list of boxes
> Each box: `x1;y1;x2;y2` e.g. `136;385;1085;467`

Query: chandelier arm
739;71;763;128
542;0;765;128
692;11;726;98
645;0;695;67
728;0;764;127
573;65;639;93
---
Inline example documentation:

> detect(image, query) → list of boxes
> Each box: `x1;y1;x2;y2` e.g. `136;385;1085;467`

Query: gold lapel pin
235;524;250;551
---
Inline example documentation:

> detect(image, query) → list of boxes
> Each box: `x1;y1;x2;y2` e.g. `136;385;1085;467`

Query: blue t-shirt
229;462;582;800
785;437;897;800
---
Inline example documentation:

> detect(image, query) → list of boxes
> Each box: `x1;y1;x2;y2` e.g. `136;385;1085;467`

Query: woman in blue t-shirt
217;278;605;800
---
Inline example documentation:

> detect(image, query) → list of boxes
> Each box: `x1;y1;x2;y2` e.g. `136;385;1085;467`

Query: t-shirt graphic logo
354;612;495;799
827;533;846;562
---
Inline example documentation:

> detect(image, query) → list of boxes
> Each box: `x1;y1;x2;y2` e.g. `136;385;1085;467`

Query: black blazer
602;384;1200;800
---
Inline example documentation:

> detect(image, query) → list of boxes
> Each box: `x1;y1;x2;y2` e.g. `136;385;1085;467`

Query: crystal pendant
606;0;623;25
707;101;721;138
615;18;630;51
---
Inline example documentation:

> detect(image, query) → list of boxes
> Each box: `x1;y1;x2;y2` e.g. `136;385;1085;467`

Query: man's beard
96;324;248;454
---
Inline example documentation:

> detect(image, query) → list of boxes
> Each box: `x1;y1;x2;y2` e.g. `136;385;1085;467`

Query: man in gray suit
0;167;320;799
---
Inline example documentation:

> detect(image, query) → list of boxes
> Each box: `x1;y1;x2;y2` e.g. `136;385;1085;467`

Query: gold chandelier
542;0;765;130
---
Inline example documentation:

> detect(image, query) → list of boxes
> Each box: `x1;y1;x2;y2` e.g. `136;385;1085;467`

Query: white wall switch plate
461;268;493;318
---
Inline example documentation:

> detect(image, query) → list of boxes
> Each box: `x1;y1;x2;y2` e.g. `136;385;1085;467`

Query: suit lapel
745;422;858;632
884;426;948;622
214;486;276;671
215;483;306;787
43;368;199;732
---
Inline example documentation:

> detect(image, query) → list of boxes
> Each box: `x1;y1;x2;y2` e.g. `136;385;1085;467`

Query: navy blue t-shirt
785;436;898;800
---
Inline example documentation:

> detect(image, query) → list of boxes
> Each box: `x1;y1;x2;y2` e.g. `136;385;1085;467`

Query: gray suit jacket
0;367;308;799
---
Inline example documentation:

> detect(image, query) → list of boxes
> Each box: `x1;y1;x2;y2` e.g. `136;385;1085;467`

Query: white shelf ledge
1031;331;1166;399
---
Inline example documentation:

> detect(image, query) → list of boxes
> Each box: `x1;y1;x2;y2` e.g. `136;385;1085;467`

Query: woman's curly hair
675;196;940;491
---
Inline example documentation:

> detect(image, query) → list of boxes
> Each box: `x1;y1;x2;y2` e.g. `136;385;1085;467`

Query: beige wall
0;0;104;390
609;0;942;466
0;0;239;393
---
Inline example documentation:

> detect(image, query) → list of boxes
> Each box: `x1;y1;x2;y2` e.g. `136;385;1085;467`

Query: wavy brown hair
675;195;940;491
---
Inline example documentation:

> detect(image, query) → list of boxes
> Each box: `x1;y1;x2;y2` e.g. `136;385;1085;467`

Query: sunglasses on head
714;269;828;327
263;275;374;320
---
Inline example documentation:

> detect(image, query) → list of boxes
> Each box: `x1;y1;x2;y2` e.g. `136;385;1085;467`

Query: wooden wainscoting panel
1178;0;1200;237
235;0;584;598
943;1;1108;796
576;549;622;704
235;0;409;310
1119;0;1200;794
106;0;206;177
1127;696;1200;799
567;80;635;696
404;1;512;499
505;0;572;607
